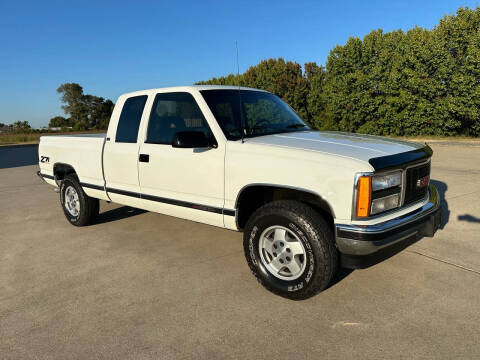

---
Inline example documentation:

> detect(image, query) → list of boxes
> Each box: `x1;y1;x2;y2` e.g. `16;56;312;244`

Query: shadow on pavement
339;233;423;271
431;179;449;229
457;214;480;223
96;206;147;224
327;267;354;290
0;144;38;169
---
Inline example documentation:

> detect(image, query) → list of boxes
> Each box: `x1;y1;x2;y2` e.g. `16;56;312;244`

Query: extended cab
38;86;441;299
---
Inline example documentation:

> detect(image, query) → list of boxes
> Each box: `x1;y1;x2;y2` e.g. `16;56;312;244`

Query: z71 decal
40;156;50;163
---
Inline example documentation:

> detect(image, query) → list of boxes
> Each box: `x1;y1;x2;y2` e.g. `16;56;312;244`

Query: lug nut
280;242;284;247
286;256;291;261
286;248;291;253
273;252;277;257
279;259;284;264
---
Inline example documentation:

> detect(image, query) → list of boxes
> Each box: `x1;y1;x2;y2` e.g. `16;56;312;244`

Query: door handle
139;154;149;163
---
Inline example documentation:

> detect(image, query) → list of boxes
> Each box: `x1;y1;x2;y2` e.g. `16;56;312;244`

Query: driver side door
137;91;225;227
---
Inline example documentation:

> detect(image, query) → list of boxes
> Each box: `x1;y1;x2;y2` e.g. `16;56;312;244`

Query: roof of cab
119;85;268;98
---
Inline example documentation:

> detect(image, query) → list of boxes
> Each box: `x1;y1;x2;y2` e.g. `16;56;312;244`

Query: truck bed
38;134;107;197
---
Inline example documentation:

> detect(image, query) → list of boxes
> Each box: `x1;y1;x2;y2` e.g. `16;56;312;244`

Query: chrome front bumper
335;184;441;256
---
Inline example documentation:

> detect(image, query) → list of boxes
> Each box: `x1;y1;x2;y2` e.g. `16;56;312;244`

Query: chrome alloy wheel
64;186;80;217
258;226;307;280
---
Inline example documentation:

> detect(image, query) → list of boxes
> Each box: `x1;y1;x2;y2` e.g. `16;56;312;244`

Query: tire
243;200;338;300
60;174;99;226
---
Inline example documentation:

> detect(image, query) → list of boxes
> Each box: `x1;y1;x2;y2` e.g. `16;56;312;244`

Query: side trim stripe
94;185;235;216
223;209;236;216
141;193;224;214
42;175;236;217
80;182;104;191
105;187;139;198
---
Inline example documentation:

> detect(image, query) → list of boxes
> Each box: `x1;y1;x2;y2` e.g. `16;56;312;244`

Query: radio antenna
235;41;240;79
236;41;246;143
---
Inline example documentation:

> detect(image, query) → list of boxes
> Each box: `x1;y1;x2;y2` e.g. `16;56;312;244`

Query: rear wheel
60;174;99;226
243;200;338;300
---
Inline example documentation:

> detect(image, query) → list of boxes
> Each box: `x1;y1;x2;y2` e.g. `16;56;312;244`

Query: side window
146;92;212;144
115;95;148;143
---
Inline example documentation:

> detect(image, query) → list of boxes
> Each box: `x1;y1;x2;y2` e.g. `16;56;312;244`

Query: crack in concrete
407;250;480;275
446;190;480;201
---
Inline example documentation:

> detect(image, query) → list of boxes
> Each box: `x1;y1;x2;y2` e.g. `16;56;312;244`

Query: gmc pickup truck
38;86;441;299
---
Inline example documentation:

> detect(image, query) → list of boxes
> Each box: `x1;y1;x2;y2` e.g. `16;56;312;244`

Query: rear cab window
115;95;148;143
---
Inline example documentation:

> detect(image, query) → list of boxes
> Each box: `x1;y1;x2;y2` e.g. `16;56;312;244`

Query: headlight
355;171;403;217
372;171;402;191
371;193;400;215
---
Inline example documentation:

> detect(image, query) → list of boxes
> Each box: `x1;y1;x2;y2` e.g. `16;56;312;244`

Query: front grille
404;162;430;205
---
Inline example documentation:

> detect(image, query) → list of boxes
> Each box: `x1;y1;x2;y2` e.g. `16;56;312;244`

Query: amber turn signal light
356;176;371;217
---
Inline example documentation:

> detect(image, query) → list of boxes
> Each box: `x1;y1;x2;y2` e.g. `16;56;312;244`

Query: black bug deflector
368;145;433;172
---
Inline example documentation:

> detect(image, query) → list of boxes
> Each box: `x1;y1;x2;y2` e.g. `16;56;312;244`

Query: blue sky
1;0;478;127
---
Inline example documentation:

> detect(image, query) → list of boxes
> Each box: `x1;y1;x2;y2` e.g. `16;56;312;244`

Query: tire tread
61;174;99;226
243;200;338;300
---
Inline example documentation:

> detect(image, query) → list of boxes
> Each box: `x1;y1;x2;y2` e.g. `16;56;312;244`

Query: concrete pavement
0;144;479;359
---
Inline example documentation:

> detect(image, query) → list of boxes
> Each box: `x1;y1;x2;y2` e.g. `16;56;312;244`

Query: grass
0;130;106;145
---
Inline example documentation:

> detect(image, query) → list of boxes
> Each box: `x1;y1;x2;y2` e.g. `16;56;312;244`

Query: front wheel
60;174;99;226
243;200;338;300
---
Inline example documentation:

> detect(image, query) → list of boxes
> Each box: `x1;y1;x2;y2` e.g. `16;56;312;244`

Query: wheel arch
53;163;78;185
234;184;335;230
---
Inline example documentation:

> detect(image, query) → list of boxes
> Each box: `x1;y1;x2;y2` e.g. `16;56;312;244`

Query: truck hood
245;130;427;167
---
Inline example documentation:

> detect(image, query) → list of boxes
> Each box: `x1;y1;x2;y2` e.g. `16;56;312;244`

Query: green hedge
197;7;480;137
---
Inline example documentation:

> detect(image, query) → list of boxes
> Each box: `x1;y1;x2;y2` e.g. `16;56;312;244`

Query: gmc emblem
416;175;430;188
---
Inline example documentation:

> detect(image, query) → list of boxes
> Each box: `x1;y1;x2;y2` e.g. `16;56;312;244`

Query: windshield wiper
285;123;308;129
249;125;270;132
230;125;271;135
230;124;302;140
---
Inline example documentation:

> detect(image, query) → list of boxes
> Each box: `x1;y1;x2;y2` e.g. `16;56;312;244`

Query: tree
12;121;31;133
56;83;114;130
93;99;114;129
304;62;327;128
57;83;86;124
48;116;70;128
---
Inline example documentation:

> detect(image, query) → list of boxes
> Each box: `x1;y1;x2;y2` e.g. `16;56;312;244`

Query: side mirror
172;131;211;148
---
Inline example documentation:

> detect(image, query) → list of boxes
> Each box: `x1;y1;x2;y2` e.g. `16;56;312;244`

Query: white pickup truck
38;86;441;299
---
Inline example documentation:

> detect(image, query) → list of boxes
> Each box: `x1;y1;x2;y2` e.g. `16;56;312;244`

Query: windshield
200;90;310;140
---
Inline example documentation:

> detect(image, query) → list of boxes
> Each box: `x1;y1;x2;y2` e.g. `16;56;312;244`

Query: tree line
0;121;32;133
197;6;480;137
